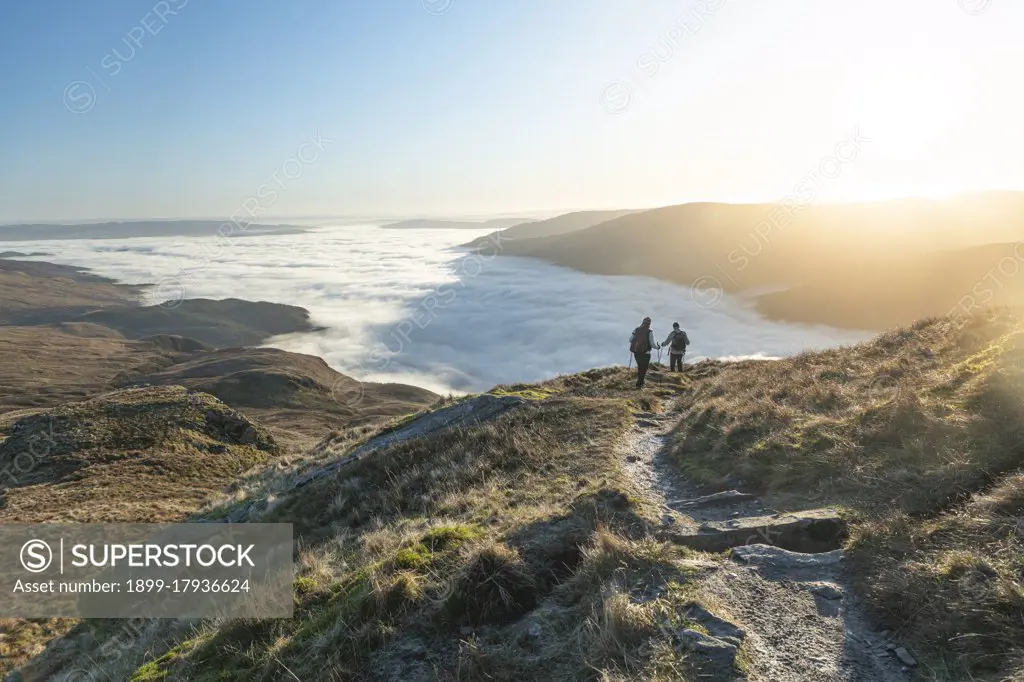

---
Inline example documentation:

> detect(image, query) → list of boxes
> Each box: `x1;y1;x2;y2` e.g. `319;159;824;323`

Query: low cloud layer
2;226;871;394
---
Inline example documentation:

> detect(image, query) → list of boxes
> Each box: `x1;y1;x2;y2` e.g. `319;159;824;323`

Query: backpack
630;327;650;354
671;330;689;352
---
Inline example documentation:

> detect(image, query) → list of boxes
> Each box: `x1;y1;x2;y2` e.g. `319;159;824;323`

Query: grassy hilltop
12;309;1024;681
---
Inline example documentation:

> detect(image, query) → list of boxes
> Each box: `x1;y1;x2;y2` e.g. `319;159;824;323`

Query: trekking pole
628;352;633;369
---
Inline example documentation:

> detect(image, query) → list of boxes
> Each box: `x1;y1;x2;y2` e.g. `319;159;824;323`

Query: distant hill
0;258;321;345
0;220;308;241
0;258;142;324
754;241;1024;328
0;257;130;285
0;250;49;258
78;298;320;347
0;325;157;412
121;346;438;442
462;209;640;249
381;217;532;230
500;192;1024;329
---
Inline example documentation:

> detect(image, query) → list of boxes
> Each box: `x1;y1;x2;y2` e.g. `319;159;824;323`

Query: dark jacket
629;327;659;355
662;329;689;354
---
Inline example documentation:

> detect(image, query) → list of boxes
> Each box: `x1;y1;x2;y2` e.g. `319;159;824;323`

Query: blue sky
1;0;1022;221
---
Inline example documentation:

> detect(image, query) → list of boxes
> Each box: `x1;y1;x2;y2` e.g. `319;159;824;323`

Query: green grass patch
422;523;484;551
129;635;208;681
392;544;434;570
489;384;558;401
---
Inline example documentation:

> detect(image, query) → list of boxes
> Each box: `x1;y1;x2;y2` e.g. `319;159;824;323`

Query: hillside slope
462;209;640;249
499;193;1024;330
0;259;441;677
12;312;1024;681
0;328;439;450
661;310;1024;679
0;326;164;412
19;371;701;682
0;258;141;324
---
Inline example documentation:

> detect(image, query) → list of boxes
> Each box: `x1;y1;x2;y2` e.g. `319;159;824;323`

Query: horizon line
2;188;1022;227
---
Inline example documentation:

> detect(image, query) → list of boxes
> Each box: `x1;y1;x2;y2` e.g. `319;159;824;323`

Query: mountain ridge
498;192;1024;329
381;218;531;231
462;209;642;249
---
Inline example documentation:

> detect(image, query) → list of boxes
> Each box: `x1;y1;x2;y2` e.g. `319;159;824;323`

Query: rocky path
618;400;917;681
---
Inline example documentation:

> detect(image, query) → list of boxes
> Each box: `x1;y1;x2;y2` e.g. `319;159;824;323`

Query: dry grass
663;309;1024;679
666;311;1024;512
18;312;1024;679
0;618;78;678
263;396;635;538
0;325;165;413
54;369;717;681
849;473;1024;681
0;385;277;524
442;541;538;625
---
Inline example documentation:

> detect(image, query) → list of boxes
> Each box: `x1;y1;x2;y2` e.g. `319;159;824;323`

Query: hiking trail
618;381;917;681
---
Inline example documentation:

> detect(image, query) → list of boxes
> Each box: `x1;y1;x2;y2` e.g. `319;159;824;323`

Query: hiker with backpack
662;322;690;372
629;317;660;389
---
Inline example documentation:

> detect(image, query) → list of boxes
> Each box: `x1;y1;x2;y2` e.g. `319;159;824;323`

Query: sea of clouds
1;225;872;394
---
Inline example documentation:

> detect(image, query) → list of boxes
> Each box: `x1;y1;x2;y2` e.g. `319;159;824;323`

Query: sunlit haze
1;0;1021;221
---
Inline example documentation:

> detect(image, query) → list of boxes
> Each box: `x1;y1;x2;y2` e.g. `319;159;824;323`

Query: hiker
662;322;690;372
629;317;660;389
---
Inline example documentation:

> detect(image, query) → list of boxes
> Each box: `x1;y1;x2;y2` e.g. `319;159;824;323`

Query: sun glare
850;68;961;162
823;54;970;203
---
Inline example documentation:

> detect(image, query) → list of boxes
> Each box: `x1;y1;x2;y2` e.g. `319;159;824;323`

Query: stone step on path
665;489;779;528
661;507;848;554
731;544;846;569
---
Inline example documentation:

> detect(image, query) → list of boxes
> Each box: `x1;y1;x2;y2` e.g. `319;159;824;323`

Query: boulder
676;628;739;667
